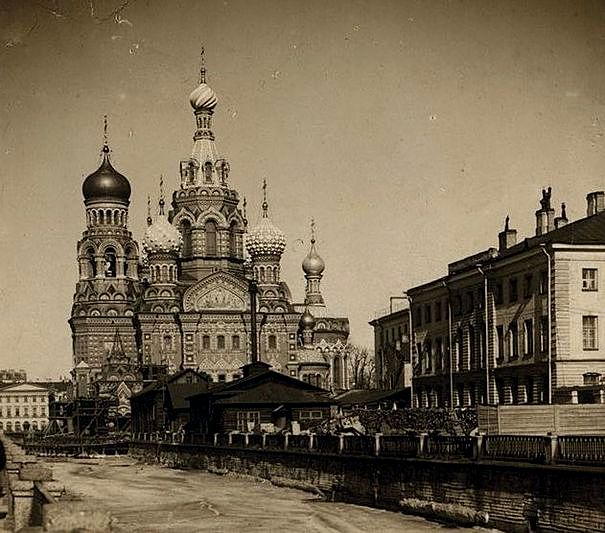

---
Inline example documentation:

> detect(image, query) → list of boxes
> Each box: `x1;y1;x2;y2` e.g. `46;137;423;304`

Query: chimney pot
587;191;605;217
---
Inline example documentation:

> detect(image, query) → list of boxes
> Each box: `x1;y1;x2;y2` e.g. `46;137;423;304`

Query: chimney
498;215;517;252
535;187;555;236
586;191;605;217
554;203;569;229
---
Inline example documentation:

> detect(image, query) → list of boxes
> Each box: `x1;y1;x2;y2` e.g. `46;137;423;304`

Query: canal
48;456;500;532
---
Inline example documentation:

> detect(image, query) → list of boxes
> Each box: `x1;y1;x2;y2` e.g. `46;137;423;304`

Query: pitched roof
213;381;333;406
501;209;605;258
166;383;208;410
333;388;409;406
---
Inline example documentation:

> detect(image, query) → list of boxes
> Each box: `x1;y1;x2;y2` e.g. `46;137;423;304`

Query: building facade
69;53;350;393
369;305;412;389
408;188;605;407
0;383;50;432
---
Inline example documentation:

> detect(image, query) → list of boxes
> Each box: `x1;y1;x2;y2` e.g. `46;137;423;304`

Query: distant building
0;369;26;384
369;306;411;389
0;383;50;433
407;188;605;407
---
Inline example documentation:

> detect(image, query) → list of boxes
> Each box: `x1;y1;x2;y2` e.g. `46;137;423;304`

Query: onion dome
245;180;286;257
83;145;131;203
143;214;182;254
299;307;316;330
189;48;217;111
189;83;218;111
302;239;325;276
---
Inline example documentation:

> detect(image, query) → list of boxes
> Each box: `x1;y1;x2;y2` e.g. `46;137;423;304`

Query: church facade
69;55;350;393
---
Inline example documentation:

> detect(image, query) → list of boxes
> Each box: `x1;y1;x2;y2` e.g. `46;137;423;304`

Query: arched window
259;267;265;282
204;161;213;183
103;247;117;277
180;220;192;257
86;248;96;278
229;222;238;257
232;335;240;349
217;335;225;349
205;220;217;256
161;265;168;281
99;210;105;224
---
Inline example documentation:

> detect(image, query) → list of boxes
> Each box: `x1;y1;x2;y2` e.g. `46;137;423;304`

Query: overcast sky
1;0;605;380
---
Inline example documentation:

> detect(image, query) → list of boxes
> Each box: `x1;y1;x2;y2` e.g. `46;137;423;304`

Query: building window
523;319;534;356
466;291;474;313
496;325;504;361
539;270;548;295
425;339;432;372
523;274;533;298
494;282;503;305
435;301;442;322
218;374;226;382
217;335;225;350
202;335;210;350
583;316;599;350
435;338;443;370
425;305;432;324
232;335;240;350
540;316;549;353
205;220;217;256
236;411;260;432
509;322;519;359
468;325;476;368
456;328;464;371
509;278;518;303
583;268;598;291
290;370;296;376
15;407;19;417
268;335;277;350
414;307;422;327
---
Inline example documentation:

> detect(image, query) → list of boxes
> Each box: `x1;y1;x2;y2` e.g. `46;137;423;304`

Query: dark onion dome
302;238;325;276
82;145;131;203
299;307;316;330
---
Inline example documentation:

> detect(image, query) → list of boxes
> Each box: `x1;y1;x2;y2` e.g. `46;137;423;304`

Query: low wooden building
130;369;208;434
188;361;334;433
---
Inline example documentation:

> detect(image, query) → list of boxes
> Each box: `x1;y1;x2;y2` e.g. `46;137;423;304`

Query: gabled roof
166;368;207;384
0;382;50;393
213;381;333;406
166;382;208;410
216;369;326;395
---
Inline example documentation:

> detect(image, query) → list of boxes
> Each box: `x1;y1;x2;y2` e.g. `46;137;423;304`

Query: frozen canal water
49;456;499;532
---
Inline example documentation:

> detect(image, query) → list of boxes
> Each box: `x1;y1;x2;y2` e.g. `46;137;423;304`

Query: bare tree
347;344;375;389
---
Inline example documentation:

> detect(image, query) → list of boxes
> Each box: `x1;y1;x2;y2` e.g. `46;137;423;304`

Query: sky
1;0;605;380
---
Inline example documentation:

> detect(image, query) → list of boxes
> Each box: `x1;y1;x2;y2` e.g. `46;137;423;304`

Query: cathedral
69;53;350;394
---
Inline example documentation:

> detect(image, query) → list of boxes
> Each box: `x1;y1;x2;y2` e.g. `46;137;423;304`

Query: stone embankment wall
0;434;112;532
130;442;605;533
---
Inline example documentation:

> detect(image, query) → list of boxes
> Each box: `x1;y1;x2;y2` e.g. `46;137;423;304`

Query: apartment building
408;189;605;407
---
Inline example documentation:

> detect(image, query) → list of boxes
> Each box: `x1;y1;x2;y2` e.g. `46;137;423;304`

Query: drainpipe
403;292;414;408
476;266;490;405
442;281;454;408
540;244;553;404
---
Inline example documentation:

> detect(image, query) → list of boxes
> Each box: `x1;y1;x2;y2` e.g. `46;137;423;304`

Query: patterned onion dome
83;146;131;203
302;239;325;276
189;82;218;111
245;216;286;257
143;215;182;254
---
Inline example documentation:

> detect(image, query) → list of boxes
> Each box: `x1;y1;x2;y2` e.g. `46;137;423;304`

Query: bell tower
69;117;140;369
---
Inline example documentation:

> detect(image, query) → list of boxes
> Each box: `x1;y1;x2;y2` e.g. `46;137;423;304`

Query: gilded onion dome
83;145;131;203
245;181;286;257
302;220;325;275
